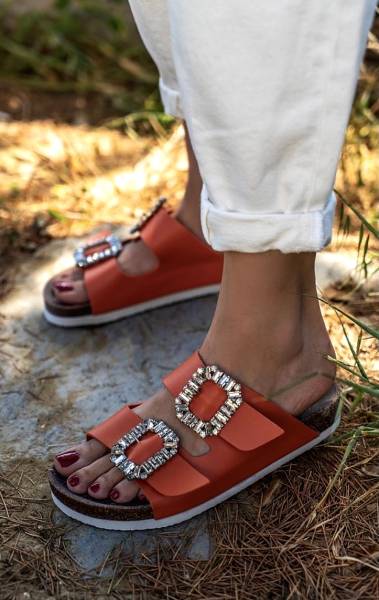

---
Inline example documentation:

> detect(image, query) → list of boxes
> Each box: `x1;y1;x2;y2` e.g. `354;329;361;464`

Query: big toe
53;279;88;304
54;439;106;476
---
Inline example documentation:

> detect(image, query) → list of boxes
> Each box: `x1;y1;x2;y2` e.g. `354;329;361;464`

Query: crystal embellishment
74;234;122;268
74;198;166;268
175;365;243;438
129;197;166;234
109;418;180;480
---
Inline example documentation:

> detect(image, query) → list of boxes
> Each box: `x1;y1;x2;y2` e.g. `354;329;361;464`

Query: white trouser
129;0;376;253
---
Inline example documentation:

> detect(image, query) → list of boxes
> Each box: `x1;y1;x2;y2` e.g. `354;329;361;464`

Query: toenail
89;483;100;493
68;475;80;487
55;282;74;292
110;489;120;501
56;451;79;467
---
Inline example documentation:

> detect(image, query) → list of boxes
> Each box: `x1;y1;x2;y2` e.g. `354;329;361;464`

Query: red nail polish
56;451;79;468
55;282;74;292
138;492;146;500
110;489;120;500
89;483;100;493
68;475;80;487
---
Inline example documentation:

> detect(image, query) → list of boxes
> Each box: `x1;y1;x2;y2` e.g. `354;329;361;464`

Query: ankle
200;303;335;414
200;311;304;383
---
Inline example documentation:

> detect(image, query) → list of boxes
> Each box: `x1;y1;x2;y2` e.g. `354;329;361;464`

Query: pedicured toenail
55;282;74;292
89;483;100;493
56;451;79;467
68;475;80;487
110;489;120;501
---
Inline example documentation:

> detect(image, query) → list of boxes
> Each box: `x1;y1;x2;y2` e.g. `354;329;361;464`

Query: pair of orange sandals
46;198;339;530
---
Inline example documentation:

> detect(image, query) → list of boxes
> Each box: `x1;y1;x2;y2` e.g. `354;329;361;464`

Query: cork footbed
49;386;339;526
48;469;153;521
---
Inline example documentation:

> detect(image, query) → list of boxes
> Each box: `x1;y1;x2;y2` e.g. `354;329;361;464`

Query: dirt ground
0;116;378;599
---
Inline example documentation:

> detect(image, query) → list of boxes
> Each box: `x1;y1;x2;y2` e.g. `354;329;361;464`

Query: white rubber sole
44;284;221;328
51;414;340;531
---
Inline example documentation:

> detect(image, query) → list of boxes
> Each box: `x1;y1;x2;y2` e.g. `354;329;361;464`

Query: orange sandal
49;352;340;530
43;198;223;327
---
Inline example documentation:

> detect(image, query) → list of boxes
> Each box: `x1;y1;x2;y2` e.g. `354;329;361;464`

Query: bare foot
54;314;335;505
200;251;336;416
54;388;208;504
52;208;204;305
52;239;159;305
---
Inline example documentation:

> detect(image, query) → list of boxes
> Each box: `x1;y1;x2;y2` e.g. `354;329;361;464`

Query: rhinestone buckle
175;366;243;438
74;234;122;268
129;197;166;234
110;418;180;480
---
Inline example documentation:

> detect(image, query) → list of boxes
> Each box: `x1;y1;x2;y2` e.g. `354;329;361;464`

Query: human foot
53;121;204;307
52;207;204;306
54;387;209;503
53;304;335;507
43;198;222;327
50;349;339;530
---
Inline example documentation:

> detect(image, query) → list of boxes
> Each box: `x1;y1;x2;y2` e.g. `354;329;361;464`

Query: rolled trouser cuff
201;189;336;254
159;78;183;118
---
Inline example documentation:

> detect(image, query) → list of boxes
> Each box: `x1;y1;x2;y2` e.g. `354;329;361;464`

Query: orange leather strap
140;207;217;265
83;206;222;315
87;405;209;500
86;353;319;520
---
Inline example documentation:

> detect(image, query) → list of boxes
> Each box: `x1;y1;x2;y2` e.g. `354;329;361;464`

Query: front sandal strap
87;405;210;498
73;198;167;269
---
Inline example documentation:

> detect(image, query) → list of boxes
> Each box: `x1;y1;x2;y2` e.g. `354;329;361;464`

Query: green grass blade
319;297;379;339
334;188;379;240
338;315;369;381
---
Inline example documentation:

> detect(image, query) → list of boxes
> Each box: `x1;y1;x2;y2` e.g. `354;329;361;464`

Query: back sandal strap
83;202;220;315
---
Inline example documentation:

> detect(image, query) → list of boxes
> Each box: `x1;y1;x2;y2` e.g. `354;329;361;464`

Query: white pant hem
201;190;336;254
159;78;183;118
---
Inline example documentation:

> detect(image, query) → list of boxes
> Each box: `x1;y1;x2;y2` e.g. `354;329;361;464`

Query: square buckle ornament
74;234;122;268
175;365;243;438
110;418;179;480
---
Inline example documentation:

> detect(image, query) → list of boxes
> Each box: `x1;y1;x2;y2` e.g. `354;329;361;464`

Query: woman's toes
87;467;124;500
53;279;88;304
54;439;107;476
66;455;114;495
109;480;140;504
53;268;82;283
54;280;74;292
